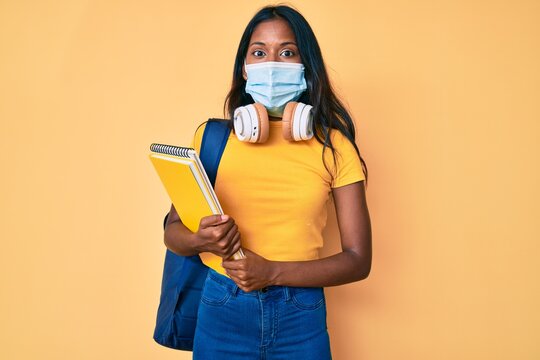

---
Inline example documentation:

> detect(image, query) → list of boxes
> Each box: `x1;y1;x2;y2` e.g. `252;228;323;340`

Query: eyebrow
249;41;297;47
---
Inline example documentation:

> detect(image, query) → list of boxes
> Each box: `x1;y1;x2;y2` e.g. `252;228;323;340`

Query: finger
224;268;244;279
222;258;246;271
222;221;238;242
199;214;229;229
226;272;250;290
229;241;243;260
223;232;241;259
224;269;241;282
230;270;250;283
211;220;235;244
214;224;238;257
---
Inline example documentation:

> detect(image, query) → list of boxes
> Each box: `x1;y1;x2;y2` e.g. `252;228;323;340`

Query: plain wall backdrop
1;0;539;359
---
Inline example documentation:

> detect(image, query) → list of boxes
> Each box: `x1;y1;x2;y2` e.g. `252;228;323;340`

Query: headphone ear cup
233;103;269;143
282;102;298;141
282;102;314;141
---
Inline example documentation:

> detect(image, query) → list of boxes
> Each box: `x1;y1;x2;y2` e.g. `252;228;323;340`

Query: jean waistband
207;268;293;300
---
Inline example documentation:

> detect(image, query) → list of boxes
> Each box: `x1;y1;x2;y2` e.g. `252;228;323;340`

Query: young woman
164;5;372;359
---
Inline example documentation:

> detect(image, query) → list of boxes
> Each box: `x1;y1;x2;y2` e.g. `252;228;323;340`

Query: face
243;18;301;79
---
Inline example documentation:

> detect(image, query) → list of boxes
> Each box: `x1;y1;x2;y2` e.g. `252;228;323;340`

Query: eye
252;50;266;57
280;49;295;57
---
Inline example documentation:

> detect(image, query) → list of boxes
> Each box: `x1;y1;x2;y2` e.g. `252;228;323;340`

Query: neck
269;115;282;121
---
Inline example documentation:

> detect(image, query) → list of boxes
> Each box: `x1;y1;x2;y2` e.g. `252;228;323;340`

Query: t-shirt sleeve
327;130;366;188
190;122;208;154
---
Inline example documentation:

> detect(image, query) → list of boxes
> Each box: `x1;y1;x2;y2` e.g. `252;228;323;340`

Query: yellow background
1;0;539;359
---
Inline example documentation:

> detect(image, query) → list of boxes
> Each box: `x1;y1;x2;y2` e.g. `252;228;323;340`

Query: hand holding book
149;143;245;260
193;214;243;260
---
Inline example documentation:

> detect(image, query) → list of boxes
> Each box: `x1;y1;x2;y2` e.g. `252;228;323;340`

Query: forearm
163;221;200;257
270;250;371;287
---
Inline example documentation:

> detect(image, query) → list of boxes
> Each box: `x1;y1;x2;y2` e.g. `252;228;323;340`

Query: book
149;143;245;260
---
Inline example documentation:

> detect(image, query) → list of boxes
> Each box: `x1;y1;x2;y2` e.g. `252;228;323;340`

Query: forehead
250;18;296;44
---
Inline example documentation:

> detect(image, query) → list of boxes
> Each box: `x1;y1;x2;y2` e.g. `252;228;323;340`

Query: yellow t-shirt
191;120;365;276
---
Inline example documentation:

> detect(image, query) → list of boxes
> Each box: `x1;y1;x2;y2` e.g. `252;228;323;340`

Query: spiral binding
150;143;193;158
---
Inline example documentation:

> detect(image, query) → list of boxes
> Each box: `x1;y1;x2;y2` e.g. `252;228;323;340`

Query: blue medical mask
245;61;307;117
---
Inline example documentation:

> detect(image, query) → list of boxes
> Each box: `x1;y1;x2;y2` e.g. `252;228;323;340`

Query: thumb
241;248;255;257
200;214;229;229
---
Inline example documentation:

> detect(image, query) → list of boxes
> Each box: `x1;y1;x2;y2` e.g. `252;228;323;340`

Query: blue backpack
153;119;231;351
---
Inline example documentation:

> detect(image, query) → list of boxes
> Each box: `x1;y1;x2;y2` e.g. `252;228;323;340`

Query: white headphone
233;102;314;143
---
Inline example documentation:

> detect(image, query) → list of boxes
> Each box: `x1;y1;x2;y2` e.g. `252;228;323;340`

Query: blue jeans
193;268;332;360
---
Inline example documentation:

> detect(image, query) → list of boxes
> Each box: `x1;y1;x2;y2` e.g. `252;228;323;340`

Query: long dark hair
224;5;369;186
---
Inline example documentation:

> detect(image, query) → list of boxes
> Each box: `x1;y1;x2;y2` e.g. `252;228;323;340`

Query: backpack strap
199;119;231;187
162;119;231;229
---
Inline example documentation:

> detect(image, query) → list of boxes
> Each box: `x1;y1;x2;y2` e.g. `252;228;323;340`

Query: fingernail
221;214;229;221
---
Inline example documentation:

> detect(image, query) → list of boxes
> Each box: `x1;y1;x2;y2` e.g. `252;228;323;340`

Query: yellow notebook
149;143;245;261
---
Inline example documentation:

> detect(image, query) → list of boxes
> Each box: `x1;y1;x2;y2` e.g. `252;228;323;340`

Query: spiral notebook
149;143;245;260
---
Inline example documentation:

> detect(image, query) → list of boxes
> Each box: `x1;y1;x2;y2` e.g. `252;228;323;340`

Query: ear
242;65;247;81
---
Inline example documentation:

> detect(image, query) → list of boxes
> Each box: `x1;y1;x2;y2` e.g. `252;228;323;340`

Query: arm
223;180;372;290
164;203;243;259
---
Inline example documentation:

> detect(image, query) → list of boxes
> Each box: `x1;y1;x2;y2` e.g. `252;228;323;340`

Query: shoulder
323;128;365;187
327;128;359;158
